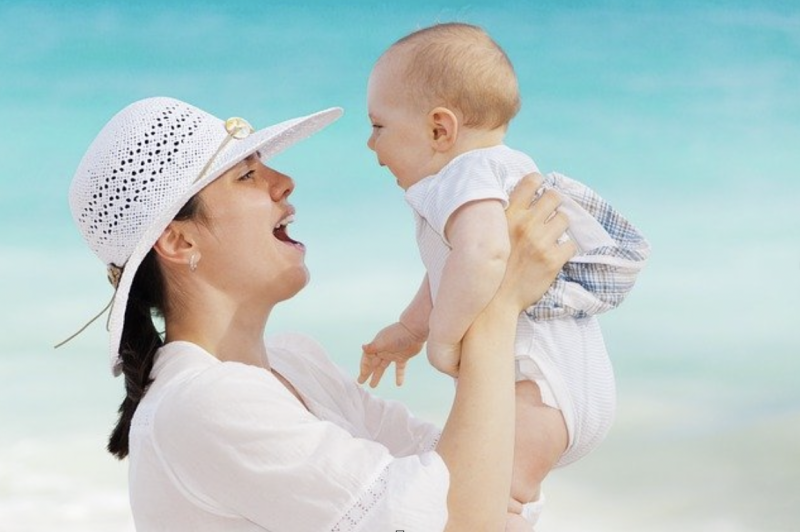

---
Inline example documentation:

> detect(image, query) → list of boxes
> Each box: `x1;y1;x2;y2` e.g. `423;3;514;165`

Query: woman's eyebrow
237;153;260;168
228;156;254;174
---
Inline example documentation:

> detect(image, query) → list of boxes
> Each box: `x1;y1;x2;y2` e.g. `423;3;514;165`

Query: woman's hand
497;173;576;312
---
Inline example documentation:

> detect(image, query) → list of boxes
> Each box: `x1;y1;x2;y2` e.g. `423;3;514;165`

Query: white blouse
127;333;448;531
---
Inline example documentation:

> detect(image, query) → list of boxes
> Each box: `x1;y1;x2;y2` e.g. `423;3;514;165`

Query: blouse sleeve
355;382;442;456
152;361;449;531
268;332;443;457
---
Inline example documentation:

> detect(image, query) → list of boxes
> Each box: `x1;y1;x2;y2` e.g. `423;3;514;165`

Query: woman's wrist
481;283;527;326
458;294;519;376
474;299;519;335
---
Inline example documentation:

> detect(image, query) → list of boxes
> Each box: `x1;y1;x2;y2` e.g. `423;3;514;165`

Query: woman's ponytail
107;195;204;460
107;249;164;459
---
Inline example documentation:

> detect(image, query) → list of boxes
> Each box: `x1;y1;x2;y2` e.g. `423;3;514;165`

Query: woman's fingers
507;173;543;212
529;188;563;226
509;189;565;248
542;209;577;262
557;233;578;262
500;173;579;311
508;175;567;235
544;212;571;248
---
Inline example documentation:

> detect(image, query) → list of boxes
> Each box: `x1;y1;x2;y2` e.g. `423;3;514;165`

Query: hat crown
69;97;228;267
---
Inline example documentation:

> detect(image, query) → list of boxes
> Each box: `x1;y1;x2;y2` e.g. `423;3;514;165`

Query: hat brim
106;107;343;376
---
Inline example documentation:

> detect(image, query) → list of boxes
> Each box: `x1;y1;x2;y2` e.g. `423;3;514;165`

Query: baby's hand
358;322;426;387
426;341;462;379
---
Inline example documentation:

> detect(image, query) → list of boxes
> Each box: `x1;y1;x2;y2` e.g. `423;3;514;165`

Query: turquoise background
0;1;798;530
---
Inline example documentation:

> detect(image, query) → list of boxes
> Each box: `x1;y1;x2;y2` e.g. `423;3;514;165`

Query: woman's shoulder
267;332;361;409
266;332;343;377
266;332;328;360
149;342;309;429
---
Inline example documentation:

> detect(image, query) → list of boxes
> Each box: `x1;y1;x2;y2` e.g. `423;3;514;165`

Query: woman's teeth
273;215;299;244
274;214;295;230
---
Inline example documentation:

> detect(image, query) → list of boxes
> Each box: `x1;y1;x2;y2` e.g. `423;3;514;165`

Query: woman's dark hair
107;195;205;459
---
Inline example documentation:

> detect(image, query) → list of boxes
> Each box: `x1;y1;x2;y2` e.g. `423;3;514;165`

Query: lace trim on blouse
331;466;388;531
424;432;441;453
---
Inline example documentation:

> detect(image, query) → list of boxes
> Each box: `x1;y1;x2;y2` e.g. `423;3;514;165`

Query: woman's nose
266;167;294;200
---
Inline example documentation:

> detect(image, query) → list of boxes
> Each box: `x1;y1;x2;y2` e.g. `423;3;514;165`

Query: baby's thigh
512;381;568;501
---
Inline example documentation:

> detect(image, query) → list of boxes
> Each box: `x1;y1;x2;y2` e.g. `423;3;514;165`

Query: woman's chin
273;267;310;302
296;267;311;292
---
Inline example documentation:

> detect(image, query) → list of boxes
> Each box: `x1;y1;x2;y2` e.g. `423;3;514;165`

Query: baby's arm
427;199;510;377
359;275;432;387
398;273;433;340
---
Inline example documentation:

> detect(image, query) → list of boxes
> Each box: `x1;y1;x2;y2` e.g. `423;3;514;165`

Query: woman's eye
238;170;256;181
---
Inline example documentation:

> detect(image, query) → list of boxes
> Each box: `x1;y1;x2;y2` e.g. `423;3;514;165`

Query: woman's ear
427;107;459;152
153;221;197;269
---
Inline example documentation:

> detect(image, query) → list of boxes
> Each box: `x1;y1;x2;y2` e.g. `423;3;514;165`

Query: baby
359;22;649;528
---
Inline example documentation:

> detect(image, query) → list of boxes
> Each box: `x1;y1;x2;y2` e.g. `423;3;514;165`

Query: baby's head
367;23;520;189
382;22;520;130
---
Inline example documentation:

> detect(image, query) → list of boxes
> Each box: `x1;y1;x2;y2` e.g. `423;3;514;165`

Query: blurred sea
1;1;798;531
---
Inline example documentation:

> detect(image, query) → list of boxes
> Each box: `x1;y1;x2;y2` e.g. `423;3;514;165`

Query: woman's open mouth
273;214;304;249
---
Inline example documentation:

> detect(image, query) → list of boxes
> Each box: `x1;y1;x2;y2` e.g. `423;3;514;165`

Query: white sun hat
67;97;343;376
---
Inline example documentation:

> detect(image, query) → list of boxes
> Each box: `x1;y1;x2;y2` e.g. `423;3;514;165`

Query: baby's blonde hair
384;22;520;129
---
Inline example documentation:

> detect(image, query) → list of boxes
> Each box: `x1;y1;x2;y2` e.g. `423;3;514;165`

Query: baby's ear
427;107;458;151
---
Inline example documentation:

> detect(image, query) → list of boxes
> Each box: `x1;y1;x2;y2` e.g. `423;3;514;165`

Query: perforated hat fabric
68;97;343;376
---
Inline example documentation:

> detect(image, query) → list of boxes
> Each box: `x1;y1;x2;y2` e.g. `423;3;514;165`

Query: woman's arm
436;174;575;531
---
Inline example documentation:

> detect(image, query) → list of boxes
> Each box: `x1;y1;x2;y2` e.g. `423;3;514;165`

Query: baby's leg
511;380;568;510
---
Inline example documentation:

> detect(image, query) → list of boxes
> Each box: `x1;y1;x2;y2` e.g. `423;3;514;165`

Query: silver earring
189;254;198;272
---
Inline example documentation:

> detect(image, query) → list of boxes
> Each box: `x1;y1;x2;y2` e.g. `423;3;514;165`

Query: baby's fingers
369;358;391;388
358;348;382;384
362;341;378;355
358;354;373;385
395;361;407;387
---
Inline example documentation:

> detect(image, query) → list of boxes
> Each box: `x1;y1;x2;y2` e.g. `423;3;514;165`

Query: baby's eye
371;124;382;130
238;170;256;181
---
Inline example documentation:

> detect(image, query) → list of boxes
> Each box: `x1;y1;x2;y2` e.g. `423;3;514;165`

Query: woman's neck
165;291;273;370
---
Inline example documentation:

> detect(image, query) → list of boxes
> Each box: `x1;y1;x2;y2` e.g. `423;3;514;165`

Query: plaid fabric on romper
526;172;651;321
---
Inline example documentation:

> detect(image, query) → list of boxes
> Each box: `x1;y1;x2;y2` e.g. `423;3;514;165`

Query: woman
65;97;574;531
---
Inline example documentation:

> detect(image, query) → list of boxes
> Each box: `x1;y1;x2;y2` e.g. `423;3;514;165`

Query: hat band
194;117;254;184
54;286;117;348
54;262;123;348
